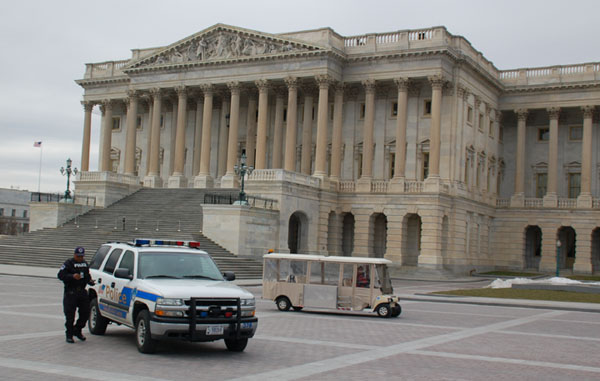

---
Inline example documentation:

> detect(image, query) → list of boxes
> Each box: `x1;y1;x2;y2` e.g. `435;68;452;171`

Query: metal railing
202;193;278;210
30;192;96;207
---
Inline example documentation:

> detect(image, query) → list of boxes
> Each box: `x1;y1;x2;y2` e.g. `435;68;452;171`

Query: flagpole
37;144;42;193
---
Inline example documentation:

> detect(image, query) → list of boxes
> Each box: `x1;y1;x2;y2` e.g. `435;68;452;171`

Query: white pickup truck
86;239;257;353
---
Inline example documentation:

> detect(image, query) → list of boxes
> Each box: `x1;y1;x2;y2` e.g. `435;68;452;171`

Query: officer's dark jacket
57;258;92;291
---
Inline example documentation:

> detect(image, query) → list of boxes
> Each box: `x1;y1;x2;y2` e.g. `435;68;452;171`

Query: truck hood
138;279;254;299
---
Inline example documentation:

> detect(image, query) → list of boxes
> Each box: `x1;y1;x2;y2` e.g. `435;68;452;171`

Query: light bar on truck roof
133;238;201;248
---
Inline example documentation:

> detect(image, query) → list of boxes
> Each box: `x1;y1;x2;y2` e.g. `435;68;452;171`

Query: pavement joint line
0;357;171;381
544;317;600;325
499;329;600;342
5;303;61;308
406;308;537;319
0;310;63;320
254;334;379;350
407;349;600;374
0;331;64;342
229;310;565;381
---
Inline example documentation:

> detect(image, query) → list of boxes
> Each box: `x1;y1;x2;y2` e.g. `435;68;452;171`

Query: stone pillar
255;79;270;170
314;75;332;180
192;96;203;176
352;211;370;257
271;87;285;169
168;97;178;177
221;82;241;188
330;83;344;182
511;109;528;207
544;107;560;207
123;91;139;176
357;79;376;192
144;89;163;187
389;78;409;192
245;92;258;167
99;99;113;172
144;97;153;176
573;225;593;273
168;86;188;187
418;211;444;269
194;84;214;188
217;95;230;178
80;101;94;172
301;87;314;175
578;106;595;208
284;77;299;172
427;75;444;179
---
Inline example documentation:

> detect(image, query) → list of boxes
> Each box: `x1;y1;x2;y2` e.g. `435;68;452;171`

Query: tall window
466;106;473;125
536;173;547;198
389;152;395;179
391;102;398;117
569;173;581;198
538;128;549;141
423;100;432;116
478;114;484;132
359;103;366;120
112;117;121;131
569;126;582;141
465;156;470;186
422;153;429;180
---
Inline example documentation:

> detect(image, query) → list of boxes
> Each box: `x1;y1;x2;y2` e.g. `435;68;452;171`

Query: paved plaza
0;274;599;380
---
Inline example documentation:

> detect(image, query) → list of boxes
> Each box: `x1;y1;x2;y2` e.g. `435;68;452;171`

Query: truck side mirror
114;268;133;280
223;271;236;281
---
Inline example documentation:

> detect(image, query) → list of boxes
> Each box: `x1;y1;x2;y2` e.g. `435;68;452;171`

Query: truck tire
88;298;109;335
225;338;248;352
135;310;157;354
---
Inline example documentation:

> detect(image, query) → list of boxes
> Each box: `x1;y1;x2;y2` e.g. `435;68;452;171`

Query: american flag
33;141;42;147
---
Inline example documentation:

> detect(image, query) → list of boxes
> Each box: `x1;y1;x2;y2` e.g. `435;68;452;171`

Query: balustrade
403;181;423;193
370;180;388;193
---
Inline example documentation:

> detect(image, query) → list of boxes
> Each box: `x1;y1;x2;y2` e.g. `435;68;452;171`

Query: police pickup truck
86;239;257;353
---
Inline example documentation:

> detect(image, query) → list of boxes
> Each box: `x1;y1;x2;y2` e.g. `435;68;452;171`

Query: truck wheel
135;310;157;354
276;296;291;311
88;298;109;335
391;305;402;317
376;303;392;318
225;338;248;352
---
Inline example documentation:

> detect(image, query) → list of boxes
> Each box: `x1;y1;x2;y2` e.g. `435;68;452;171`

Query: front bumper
150;316;258;341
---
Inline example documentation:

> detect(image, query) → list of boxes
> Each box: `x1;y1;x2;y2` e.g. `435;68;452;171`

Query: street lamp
233;152;254;205
60;158;78;200
555;239;562;277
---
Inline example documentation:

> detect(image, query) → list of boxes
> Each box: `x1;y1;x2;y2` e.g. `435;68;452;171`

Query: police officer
57;246;94;343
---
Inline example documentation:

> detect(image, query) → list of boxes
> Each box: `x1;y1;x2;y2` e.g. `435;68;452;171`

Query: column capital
126;89;139;99
495;110;503;123
394;77;410;91
547;107;561;120
149;88;162;99
485;103;492;115
515;108;528;121
315;74;334;89
361;79;377;93
200;83;214;96
255;79;270;92
81;101;94;112
428;74;446;89
101;99;113;110
474;95;482;109
227;81;241;94
458;84;470;100
175;85;188;98
284;76;298;90
582;105;595;119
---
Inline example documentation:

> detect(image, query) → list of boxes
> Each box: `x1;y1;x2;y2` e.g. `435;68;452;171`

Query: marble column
217;95;230;178
80;101;93;172
144;97;153;176
221;82;241;188
195;84;214;188
168;97;178;177
192;96;203;176
99;99;113;172
271;87;285;169
145;88;163;187
330;83;344;182
314;75;331;179
511;109;527;206
389;78;409;192
255;79;270;170
544;107;560;207
124;91;139;176
300;87;314;175
168;86;188;187
357;79;376;192
245;92;258;167
428;75;444;178
284;77;299;172
578;106;595;208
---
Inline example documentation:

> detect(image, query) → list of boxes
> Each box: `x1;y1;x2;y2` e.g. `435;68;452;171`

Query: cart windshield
375;264;393;294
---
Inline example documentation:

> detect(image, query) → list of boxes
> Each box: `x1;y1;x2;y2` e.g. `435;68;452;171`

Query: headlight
241;298;255;307
156;298;184;306
155;309;184;317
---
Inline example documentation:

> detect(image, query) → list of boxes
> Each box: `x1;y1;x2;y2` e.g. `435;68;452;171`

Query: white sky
0;0;598;193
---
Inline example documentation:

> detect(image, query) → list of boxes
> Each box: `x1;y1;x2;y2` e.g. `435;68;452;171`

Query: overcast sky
0;0;598;193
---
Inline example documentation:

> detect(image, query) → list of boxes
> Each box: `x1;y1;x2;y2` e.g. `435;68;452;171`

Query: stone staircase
0;188;264;279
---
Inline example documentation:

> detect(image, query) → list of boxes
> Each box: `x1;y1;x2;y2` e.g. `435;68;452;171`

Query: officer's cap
74;247;85;256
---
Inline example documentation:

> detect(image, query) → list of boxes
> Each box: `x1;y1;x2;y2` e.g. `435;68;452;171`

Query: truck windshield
139;252;223;280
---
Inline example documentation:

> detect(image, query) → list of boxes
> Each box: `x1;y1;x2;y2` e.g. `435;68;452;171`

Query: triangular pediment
125;24;328;71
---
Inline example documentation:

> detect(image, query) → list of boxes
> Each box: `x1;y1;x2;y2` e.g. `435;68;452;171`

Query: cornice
75;76;130;88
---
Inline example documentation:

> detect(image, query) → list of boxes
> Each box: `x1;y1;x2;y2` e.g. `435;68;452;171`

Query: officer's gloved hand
88;280;96;286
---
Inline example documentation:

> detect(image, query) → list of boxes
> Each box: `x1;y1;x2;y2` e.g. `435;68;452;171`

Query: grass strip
432;288;600;304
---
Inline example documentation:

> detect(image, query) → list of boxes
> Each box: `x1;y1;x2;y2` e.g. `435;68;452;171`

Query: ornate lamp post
233;152;254;205
555;239;562;277
60;158;78;200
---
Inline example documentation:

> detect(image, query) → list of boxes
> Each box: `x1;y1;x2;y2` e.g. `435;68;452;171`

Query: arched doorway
557;226;576;271
402;214;422;266
592;228;600;273
524;226;542;270
370;213;387;258
341;213;355;257
288;211;308;254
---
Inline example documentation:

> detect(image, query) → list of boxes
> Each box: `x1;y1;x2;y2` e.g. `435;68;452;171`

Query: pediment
125;24;327;71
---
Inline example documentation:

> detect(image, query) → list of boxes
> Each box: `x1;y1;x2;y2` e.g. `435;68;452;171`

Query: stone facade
75;24;600;274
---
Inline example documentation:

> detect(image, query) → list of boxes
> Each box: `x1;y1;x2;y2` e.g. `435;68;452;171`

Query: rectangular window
466;106;473;125
112;117;121;131
160;114;164;128
478;114;484;132
283;108;287;122
423;100;432;116
23;210;27;218
569;173;581;199
136;116;142;130
464;156;470;186
359;103;366;120
538;128;549;141
489;120;494;138
329;104;334;121
357;153;363;178
311;106;315;121
0;208;3;216
389;153;395;179
391;102;398;117
11;209;16;217
536;173;547;198
422;153;429;180
569;126;582;141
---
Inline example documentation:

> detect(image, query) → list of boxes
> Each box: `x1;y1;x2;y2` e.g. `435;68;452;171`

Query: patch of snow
487;277;600;289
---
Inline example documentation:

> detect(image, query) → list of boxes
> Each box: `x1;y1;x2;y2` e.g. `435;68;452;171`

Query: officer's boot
74;330;86;341
66;333;75;343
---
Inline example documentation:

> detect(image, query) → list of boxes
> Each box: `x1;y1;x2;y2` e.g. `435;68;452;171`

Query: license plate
206;326;224;335
241;322;253;329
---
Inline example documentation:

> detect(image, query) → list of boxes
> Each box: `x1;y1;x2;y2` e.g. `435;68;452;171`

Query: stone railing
343;27;445;50
593;199;600;208
524;198;543;208
338;180;355;193
83;59;130;79
77;171;140;186
371;180;388;193
404;181;423;193
30;192;96;207
499;63;600;86
248;169;321;188
496;198;510;208
558;198;577;209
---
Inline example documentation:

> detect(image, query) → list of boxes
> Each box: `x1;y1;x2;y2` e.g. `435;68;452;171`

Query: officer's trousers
63;289;89;337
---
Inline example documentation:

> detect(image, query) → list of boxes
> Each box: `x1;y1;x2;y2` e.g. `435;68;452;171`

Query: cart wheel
276;296;291;311
391;305;402;317
292;306;303;312
376;303;392;318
